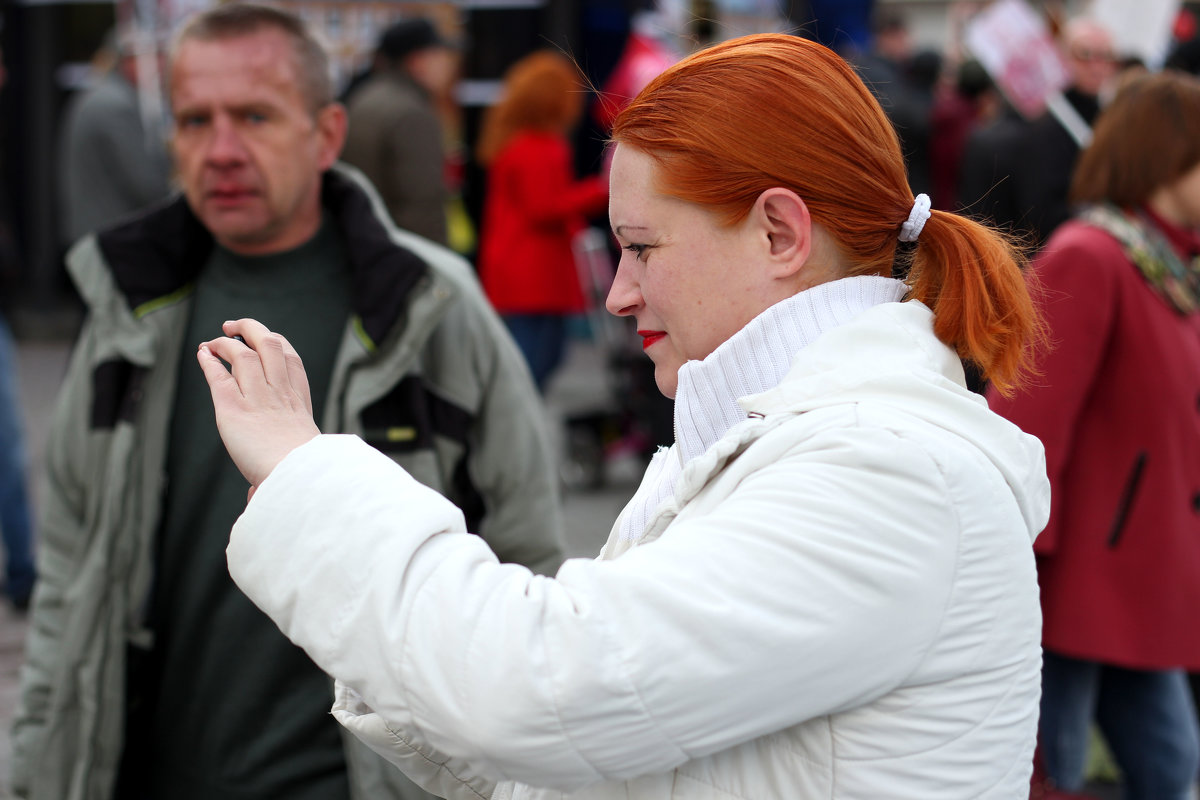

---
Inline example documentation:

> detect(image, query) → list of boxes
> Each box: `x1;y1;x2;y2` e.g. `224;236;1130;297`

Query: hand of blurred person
197;319;320;495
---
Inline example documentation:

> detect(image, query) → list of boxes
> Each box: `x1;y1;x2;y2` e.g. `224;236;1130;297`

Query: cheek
172;143;196;172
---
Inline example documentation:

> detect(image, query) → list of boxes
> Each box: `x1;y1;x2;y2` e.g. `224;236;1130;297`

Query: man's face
170;29;345;255
408;47;457;96
1064;23;1117;98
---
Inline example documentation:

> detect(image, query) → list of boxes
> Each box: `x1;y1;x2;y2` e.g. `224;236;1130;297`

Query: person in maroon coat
475;51;608;391
988;71;1200;800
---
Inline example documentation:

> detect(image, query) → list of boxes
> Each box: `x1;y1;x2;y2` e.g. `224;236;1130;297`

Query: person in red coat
476;51;608;391
988;72;1200;800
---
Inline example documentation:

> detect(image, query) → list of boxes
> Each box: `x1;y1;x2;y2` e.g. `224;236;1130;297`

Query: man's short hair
170;3;333;113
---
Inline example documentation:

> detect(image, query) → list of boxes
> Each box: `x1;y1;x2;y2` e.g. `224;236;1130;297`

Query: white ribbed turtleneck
617;275;908;542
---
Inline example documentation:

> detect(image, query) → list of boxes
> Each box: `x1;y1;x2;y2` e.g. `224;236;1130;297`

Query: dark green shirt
141;219;354;799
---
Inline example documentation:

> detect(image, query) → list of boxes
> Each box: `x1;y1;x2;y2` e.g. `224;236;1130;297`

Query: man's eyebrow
614;225;649;237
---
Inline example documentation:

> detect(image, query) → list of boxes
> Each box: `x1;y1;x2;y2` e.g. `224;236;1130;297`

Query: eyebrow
614;225;650;237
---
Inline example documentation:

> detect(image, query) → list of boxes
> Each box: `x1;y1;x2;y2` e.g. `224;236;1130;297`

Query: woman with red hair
476;50;608;391
200;33;1050;798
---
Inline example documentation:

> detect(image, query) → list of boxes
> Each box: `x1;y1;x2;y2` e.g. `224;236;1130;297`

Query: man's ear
316;102;348;170
753;187;813;277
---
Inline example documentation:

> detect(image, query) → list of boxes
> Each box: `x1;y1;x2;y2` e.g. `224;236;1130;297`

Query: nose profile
605;257;642;317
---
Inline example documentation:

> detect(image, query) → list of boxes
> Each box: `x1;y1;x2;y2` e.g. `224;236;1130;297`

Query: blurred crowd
0;1;1199;799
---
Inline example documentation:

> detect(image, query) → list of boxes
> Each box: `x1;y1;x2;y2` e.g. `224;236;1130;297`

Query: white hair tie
899;193;932;243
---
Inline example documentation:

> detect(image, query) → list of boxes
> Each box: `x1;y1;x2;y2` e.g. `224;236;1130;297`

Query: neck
1146;190;1192;231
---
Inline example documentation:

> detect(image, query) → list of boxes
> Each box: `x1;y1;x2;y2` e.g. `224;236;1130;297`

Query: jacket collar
94;165;429;345
674;277;908;465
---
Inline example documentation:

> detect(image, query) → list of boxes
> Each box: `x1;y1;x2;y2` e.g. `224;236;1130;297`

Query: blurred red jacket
478;131;607;314
987;213;1200;670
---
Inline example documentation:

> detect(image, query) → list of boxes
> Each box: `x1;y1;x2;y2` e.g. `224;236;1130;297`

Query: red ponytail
905;211;1044;395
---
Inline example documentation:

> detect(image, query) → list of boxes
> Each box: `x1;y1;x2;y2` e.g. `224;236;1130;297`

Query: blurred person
1167;35;1200;76
987;72;1200;800
961;16;1118;247
0;44;37;612
930;58;996;212
340;18;455;245
57;25;172;248
958;97;1028;237
200;32;1049;799
795;0;875;57
853;11;935;196
475;51;608;392
12;5;563;800
590;8;678;133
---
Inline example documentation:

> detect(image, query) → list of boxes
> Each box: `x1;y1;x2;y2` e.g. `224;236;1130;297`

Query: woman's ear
754;188;813;278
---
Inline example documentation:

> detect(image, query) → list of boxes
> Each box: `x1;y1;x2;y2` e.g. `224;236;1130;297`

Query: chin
654;368;678;400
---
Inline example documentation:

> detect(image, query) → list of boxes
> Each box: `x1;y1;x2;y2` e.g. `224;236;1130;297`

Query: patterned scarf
1078;204;1200;314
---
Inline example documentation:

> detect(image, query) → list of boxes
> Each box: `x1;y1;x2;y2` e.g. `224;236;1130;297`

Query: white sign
964;0;1072;119
1091;0;1181;69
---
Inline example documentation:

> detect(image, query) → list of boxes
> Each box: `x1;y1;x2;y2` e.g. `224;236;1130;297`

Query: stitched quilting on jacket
228;298;1050;799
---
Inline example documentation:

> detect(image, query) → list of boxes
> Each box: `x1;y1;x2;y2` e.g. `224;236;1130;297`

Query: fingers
197;321;321;491
222;318;273;349
217;319;313;415
197;342;245;402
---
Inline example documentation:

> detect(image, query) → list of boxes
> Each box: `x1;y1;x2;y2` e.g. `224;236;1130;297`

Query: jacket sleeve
10;322;98;797
986;226;1121;555
506;138;607;229
228;418;970;793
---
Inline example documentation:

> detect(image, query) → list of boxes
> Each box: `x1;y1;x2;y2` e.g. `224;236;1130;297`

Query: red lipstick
638;330;666;350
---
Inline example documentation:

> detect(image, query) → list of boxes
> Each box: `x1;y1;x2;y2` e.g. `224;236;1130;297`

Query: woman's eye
624;244;651;262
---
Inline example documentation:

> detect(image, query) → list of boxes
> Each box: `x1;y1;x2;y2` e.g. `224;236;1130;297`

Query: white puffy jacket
228;299;1050;799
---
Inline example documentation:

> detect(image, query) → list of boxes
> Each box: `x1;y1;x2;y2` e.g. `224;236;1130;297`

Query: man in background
959;16;1118;245
13;5;563;799
853;11;935;197
341;18;456;244
57;25;172;247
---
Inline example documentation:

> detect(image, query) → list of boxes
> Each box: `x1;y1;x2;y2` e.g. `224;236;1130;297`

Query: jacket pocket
1107;450;1147;548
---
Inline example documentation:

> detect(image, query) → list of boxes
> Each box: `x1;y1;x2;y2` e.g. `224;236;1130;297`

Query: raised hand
197;318;321;497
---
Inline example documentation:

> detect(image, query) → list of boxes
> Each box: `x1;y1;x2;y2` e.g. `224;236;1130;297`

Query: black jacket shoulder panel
323;170;428;345
95;196;215;311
